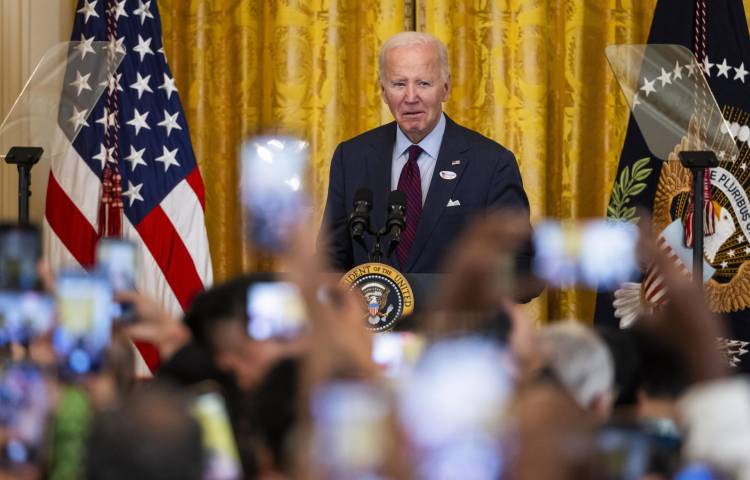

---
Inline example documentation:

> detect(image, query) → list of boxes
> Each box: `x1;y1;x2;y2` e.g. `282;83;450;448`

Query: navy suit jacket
319;115;533;274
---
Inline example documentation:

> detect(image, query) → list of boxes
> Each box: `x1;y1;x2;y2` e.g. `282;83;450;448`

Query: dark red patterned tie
396;144;423;266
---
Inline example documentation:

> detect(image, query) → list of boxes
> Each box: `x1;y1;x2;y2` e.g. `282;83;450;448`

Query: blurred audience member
537;321;615;421
85;386;203;480
252;357;300;479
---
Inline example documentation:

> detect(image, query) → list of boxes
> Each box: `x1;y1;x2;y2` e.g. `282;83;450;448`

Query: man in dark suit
319;31;533;280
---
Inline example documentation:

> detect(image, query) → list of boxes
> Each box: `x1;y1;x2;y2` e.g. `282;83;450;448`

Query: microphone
348;188;373;240
385;190;406;240
385;190;406;258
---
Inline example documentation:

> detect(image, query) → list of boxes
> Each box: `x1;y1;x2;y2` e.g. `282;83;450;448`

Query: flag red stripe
185;166;206;210
136;205;204;310
44;172;97;268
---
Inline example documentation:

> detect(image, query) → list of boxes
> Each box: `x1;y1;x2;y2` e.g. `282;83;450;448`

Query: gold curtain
159;0;750;323
159;0;405;276
418;0;658;322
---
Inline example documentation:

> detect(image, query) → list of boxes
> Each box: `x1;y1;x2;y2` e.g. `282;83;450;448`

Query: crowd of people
0;213;749;480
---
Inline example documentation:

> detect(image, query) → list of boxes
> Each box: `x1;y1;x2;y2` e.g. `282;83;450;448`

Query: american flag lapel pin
452;159;461;166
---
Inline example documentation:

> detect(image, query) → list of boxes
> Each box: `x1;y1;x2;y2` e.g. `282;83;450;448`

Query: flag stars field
635;55;750;111
96;108;116;129
133;0;154;25
127;108;151;135
105;36;126;57
657;67;672;86
640;77;657;96
70;70;92;96
130;72;153;99
100;72;124;94
125;146;148;172
672;60;683;80
47;0;213;350
75;34;96;60
67;106;89;130
133;35;154;61
155;146;180;172
92;144;114;170
157;110;182;137
159;73;178;99
110;0;128;20
77;0;99;24
735;63;748;82
122;181;145;206
717;58;732;78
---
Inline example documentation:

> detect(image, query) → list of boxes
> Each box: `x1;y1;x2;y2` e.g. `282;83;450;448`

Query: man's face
380;44;449;144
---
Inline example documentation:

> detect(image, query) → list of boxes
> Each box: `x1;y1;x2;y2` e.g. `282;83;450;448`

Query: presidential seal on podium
341;262;414;332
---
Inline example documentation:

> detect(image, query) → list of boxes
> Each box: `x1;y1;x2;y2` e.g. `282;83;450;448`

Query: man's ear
441;78;450;101
379;79;387;103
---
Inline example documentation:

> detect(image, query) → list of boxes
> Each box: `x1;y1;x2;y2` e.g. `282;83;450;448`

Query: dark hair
183;272;275;353
632;327;688;399
85;386;203;480
596;327;641;406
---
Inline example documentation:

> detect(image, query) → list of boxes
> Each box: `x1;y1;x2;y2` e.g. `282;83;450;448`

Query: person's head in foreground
537;320;615;422
85;386;203;480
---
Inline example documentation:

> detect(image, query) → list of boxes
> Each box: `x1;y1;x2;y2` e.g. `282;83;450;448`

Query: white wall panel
0;0;74;222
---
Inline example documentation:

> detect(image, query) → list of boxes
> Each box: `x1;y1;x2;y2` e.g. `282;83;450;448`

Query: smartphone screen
533;219;639;289
239;136;310;251
0;363;50;468
594;427;651;480
53;270;114;375
0;224;40;291
190;390;243;480
397;338;513;480
0;292;55;344
310;381;390;478
246;282;307;341
96;238;136;292
371;332;425;379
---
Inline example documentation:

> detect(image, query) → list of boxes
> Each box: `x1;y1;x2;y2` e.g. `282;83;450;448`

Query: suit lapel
404;116;470;271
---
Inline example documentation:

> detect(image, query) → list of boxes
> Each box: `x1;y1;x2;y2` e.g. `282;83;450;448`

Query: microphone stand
678;150;718;286
369;229;385;263
4;147;43;225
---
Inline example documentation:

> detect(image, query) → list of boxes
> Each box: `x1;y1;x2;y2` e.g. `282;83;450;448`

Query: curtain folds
416;0;657;322
161;0;740;323
160;0;405;276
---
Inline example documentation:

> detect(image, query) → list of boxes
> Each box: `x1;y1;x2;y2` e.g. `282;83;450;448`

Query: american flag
45;0;213;369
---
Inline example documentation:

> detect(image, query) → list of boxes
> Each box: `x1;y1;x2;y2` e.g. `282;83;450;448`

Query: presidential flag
45;0;213;370
595;0;750;371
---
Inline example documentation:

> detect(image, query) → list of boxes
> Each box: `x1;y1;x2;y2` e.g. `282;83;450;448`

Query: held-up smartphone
246;282;307;341
594;426;651;480
239;136;310;251
190;385;243;480
96;238;136;292
397;338;513;480
310;381;390;478
594;423;684;480
533;219;639;289
96;238;136;321
53;270;114;376
371;332;425;379
0;363;50;468
0;224;40;291
0;291;55;345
